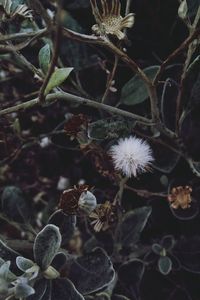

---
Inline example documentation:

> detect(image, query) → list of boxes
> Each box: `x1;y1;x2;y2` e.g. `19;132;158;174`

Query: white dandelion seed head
109;136;154;177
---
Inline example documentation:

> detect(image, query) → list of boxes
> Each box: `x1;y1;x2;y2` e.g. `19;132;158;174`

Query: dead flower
168;186;192;209
59;185;96;215
90;0;135;40
89;201;118;232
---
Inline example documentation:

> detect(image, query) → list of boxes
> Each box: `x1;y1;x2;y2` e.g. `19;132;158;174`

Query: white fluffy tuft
109;136;154;177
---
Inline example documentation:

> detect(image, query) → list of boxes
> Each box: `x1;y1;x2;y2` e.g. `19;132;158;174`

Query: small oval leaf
33;225;61;270
120;66;159;106
158;256;172;275
44;68;73;95
39;44;51;74
16;257;34;272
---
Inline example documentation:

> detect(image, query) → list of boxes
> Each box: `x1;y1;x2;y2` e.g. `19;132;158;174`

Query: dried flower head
168;186;192;209
109;136;154;177
89;201;118;232
59;185;96;215
90;0;135;40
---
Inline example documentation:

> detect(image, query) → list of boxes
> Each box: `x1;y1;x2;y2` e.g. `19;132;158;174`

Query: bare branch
0;92;153;125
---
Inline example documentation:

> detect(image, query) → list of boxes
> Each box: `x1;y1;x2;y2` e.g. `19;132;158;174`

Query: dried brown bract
90;0;135;40
168;186;192;209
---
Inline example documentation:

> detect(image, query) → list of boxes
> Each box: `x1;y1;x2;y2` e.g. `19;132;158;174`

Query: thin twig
101;55;119;103
0;29;46;53
125;184;167;198
0;28;47;42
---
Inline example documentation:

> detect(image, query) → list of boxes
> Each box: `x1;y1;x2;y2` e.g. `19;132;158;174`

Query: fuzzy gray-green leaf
33;225;61;270
158;256;172;275
16;256;35;272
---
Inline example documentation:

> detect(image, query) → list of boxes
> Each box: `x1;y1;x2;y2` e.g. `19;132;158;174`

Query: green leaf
51;279;84;300
115;207;152;249
15;280;35;298
186;0;200;16
120;66;159;105
48;210;76;246
39;44;51;75
33;225;61;270
16;257;34;272
118;260;145;299
152;244;163;255
1;186;30;223
158;256;172;275
68;248;115;295
44;68;73;95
